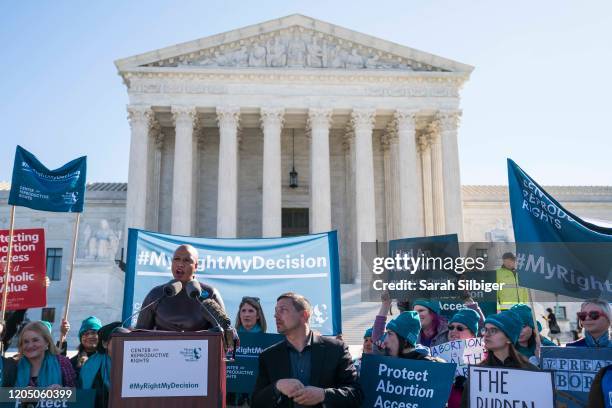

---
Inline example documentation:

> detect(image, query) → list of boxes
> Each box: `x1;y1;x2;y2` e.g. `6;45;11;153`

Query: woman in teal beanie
460;311;539;407
413;299;449;347
380;311;443;362
510;304;555;362
448;308;480;341
79;321;123;408
71;316;103;376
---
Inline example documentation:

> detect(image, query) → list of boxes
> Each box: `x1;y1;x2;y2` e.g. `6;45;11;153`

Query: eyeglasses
577;311;603;321
448;325;466;332
242;296;261;303
481;327;500;336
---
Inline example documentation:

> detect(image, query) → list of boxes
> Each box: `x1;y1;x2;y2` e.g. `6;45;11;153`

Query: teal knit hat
39;321;52;333
510;304;542;331
484;311;523;344
79;316;103;337
386;311;421;347
413;299;441;315
449;308;480;336
364;327;373;339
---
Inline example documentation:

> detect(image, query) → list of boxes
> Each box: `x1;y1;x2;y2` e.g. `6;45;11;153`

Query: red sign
0;228;47;310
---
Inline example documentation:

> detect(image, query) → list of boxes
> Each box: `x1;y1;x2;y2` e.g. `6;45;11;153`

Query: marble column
395;109;424;238
146;121;163;231
216;106;240;238
429;121;446;235
260;108;284;238
351;109;377;276
126;105;153;233
307;108;333;233
343;127;357;282
382;129;399;241
438;110;464;238
419;134;434;236
170;106;197;236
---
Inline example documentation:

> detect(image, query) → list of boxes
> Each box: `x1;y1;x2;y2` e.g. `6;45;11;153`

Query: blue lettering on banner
123;229;342;335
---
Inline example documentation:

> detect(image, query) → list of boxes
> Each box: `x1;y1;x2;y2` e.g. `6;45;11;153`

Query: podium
109;330;226;407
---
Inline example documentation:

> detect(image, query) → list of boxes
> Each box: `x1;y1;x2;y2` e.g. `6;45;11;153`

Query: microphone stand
121;294;166;328
191;296;236;361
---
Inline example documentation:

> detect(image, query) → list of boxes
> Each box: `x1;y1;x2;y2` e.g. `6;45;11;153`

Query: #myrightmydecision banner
123;229;342;335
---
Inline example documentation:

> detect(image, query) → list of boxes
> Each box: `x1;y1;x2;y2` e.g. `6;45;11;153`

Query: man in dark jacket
252;292;362;408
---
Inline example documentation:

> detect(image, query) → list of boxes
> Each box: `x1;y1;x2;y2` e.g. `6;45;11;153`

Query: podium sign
110;331;225;408
121;339;209;397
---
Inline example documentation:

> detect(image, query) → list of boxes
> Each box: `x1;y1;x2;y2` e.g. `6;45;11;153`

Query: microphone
185;279;202;299
200;298;239;355
164;279;183;297
121;279;182;328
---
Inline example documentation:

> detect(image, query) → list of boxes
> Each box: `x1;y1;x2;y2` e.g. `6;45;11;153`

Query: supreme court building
116;14;473;281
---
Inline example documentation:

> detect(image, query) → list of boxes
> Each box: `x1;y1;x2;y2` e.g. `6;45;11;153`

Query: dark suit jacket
251;334;362;408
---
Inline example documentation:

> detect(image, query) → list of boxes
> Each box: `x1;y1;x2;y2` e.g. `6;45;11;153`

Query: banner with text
469;365;554;408
430;338;487;378
226;333;285;394
508;159;612;300
0;228;46;310
8;145;87;213
540;345;612;408
123;229;342;335
358;353;455;408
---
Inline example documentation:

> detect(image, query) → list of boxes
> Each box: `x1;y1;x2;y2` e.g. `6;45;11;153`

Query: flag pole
527;288;542;360
60;212;81;344
1;206;16;322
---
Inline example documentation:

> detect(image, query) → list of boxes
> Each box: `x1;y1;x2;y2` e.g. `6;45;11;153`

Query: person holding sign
79;321;122;408
566;298;612;348
251;292;362;408
379;311;444;363
15;321;77;388
136;244;226;331
353;328;374;377
460;310;538;407
446;308;481;408
510;304;555;362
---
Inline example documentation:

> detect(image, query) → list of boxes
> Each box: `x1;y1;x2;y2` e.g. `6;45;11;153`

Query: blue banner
508;159;612;300
123;229;342;335
540;346;612;408
358;354;455;408
8;145;87;212
226;333;285;394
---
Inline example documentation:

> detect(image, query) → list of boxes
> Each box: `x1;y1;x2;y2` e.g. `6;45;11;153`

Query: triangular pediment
115;14;473;73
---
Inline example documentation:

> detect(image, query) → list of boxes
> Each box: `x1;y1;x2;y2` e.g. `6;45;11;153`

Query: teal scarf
585;331;612;348
79;352;111;389
238;323;262;333
16;352;62;387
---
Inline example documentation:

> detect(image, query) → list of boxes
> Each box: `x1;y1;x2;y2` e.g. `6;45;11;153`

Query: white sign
430;338;486;377
469;366;554;408
121;340;209;398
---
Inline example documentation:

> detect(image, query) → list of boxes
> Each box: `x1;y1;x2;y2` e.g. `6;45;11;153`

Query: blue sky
1;1;610;185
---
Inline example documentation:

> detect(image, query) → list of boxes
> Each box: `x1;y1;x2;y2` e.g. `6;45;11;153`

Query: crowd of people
0;244;609;408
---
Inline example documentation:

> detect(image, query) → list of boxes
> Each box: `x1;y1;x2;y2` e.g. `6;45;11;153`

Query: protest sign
430;338;486;377
226;333;285;394
359;353;455;408
541;346;612;408
469;365;554;408
0;228;46;310
124;229;342;335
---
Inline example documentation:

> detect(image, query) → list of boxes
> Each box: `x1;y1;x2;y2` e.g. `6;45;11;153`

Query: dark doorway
282;208;309;236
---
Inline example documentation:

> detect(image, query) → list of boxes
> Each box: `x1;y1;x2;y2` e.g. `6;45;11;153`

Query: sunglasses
242;296;261;303
448;325;466;332
577;311;603;321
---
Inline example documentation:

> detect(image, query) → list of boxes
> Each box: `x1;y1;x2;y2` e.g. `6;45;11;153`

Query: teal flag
8;145;87;212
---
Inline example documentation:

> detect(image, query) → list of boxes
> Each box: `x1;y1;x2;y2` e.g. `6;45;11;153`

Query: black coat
251;334;362;408
1;357;17;387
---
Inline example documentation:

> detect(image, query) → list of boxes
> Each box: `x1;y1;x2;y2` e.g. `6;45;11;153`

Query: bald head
172;244;199;283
